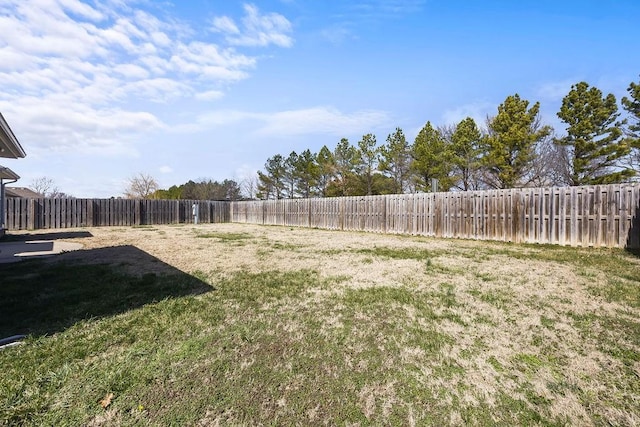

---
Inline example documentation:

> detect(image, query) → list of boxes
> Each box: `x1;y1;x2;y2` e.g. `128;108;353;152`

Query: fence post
134;200;140;225
382;195;387;233
629;185;640;249
28;198;35;230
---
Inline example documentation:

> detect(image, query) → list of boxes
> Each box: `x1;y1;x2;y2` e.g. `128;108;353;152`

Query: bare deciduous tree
28;176;72;198
124;173;159;199
29;176;55;197
527;134;572;187
241;175;258;200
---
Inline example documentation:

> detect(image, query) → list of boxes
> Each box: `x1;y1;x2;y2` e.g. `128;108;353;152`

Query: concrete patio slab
0;240;83;263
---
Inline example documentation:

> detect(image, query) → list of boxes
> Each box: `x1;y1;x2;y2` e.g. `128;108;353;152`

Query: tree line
255;78;640;199
152;178;243;200
126;77;640;201
126;176;243;201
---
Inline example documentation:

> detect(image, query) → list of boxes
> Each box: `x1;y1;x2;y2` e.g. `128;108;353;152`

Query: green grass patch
356;246;440;261
1;230;639;426
271;241;303;251
195;232;253;241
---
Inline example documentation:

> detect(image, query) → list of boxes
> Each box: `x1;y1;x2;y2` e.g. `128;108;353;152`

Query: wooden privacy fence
4;198;230;230
230;184;640;249
4;184;640;248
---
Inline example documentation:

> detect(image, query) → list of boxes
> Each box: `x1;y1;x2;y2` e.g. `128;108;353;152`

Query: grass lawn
1;224;639;426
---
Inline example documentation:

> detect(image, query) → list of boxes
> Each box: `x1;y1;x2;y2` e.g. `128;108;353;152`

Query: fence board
5;184;640;249
3;198;230;230
229;184;640;249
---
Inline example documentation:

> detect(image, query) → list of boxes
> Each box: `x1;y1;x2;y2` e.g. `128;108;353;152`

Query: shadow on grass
0;230;93;242
0;245;212;338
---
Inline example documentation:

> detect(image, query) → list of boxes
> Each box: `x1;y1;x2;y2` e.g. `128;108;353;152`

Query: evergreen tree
154;185;182;199
283;151;299;198
411;122;454;191
221;179;243;200
450;117;483;190
294;149;319;198
484;94;551;189
257;154;286;199
332;138;359;196
357;133;379;196
556;82;633;185
622;77;640;136
622;76;640;172
316;145;335;197
379;127;412;194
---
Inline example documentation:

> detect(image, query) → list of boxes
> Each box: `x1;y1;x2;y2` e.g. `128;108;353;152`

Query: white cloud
211;3;293;48
114;78;192;103
58;0;105;21
234;164;258;181
112;63;150;79
0;98;163;157
195;90;225;101
349;0;426;17
441;101;495;127
0;46;35;71
535;79;577;101
159;165;173;174
255;107;391;136
320;24;353;45
172;110;255;133
169;41;255;80
212;16;240;35
0;0;290;155
174;106;392;137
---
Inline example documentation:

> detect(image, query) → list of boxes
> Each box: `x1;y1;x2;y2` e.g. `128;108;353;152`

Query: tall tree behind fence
4;199;230;230
230;184;640;249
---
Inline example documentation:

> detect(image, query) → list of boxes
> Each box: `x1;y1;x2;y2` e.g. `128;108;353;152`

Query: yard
1;223;639;426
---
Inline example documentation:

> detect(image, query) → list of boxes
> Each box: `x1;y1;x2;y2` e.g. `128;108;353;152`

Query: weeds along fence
230;184;640;249
4;198;230;230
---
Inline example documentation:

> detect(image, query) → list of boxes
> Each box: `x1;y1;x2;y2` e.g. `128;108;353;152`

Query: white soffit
0;113;26;159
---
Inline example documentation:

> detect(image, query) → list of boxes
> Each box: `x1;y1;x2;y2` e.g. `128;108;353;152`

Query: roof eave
0;165;20;180
0;112;26;159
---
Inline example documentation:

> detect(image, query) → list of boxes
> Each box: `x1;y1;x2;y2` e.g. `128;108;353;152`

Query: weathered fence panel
5;184;640;248
230;184;640;249
4;198;230;230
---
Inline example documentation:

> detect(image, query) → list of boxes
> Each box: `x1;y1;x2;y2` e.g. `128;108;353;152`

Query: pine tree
450;117;483;190
411;122;454;191
316;145;335;197
283;151;299;198
356;134;379;196
294;149;319;198
484;94;551;189
257;154;286;199
622;77;640;136
556;82;633;185
379;127;412;194
332;138;359;196
622;76;640;173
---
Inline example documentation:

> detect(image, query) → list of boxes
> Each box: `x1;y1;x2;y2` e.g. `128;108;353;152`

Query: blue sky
1;0;638;197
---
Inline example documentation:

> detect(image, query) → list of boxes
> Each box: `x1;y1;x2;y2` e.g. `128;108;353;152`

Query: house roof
0;112;26;159
5;186;40;198
0;166;20;180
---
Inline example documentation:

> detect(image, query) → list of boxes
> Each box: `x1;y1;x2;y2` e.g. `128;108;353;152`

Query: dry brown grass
4;223;639;426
